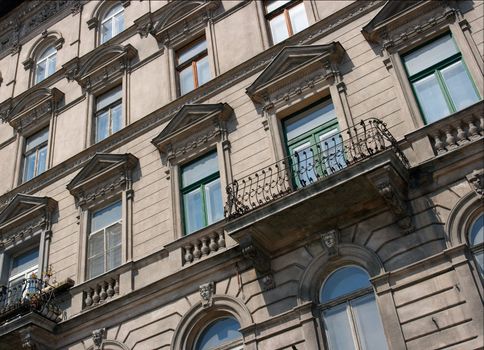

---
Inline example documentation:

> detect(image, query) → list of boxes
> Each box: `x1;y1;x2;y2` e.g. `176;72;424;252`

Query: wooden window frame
264;0;306;42
22;127;49;183
176;37;209;95
94;86;123;143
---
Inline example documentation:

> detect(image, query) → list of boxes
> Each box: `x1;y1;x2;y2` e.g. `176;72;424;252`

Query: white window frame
100;3;125;44
35;46;57;84
21;127;50;183
93;85;123;144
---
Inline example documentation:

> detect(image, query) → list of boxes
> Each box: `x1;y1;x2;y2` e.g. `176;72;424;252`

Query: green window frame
283;98;343;188
180;152;224;235
402;33;480;125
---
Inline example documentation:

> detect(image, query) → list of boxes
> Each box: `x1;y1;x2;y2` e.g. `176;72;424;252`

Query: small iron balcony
224;118;409;219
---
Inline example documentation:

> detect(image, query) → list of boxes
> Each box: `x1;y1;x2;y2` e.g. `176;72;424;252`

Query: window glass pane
352;294;389;350
197;56;211;86
403;35;458;76
96;111;109;142
178;40;207;65
114;12;124;36
323;303;356;350
38;46;56;60
88;254;104;279
205;178;223;225
320;266;371;303
104;4;123;19
91;201;122;232
23;153;36;182
179;66;195;95
469;214;484;246
36;145;47;175
111;103;123;134
266;0;291;13
319;128;345;175
182;152;219;187
195;317;242;350
292;141;317;187
474;251;484;278
285;101;336;141
288;2;308;34
269;15;289;44
413;74;450;124
10;248;39;277
96;86;122;111
441;61;479;111
184;188;204;234
25;128;49;152
35;61;46;83
101;20;112;44
107;245;122;271
47;55;56;77
88;231;104;258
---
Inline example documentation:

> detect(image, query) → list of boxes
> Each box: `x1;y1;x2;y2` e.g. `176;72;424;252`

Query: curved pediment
67;153;138;206
246;43;345;104
77;44;136;78
0;87;64;131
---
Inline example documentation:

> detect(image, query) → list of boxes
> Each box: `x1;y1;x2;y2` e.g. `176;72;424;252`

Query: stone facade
0;1;482;349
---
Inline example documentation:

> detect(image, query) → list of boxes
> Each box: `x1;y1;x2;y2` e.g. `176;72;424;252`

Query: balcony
224;119;411;254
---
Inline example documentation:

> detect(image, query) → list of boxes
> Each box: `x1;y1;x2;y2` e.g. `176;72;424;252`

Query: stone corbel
368;166;413;234
199;281;215;308
466;169;483;198
22;58;34;71
92;328;106;350
321;229;340;258
87;17;98;30
240;235;274;290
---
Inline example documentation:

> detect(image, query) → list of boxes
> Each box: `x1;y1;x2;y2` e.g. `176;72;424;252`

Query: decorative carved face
199;285;211;300
92;329;104;347
323;232;335;248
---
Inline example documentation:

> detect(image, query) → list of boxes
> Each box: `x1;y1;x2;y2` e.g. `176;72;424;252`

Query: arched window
35;46;56;84
320;266;388;350
468;213;483;279
100;3;125;44
195;317;243;350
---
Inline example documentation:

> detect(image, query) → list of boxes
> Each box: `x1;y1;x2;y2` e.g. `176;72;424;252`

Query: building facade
0;0;482;349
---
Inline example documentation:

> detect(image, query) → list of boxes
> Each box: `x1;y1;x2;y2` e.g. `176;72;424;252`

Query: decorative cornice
0;0;380;209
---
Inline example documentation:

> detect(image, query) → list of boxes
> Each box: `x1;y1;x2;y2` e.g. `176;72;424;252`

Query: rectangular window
176;38;211;96
181;152;223;235
95;86;123;143
265;0;309;45
402;34;480;124
6;247;39;305
87;201;122;279
283;99;342;188
23;128;48;183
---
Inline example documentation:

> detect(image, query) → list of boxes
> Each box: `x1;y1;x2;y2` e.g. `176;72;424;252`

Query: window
402;34;480;124
100;3;125;44
283;98;343;188
5;247;39;306
181;152;223;235
95;86;123;143
176;38;211;95
469;213;483;279
87;201;122;279
22;128;48;183
265;0;309;44
320;266;388;350
35;46;56;84
195;317;243;350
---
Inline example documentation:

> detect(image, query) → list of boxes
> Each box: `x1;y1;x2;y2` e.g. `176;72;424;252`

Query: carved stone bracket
466;169;483;198
199;281;215;308
368;166;413;234
240;235;275;291
321;229;340;258
92;328;106;350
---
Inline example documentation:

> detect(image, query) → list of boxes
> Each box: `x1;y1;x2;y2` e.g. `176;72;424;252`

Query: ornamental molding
66;153;138;208
367;165;413;234
152;103;233;162
0;0;379;210
148;0;221;46
321;229;340;258
199;281;215;308
362;0;458;50
0;87;64;132
466;169;483;198
246;43;345;107
63;44;137;92
0;194;57;247
23;30;65;71
240;234;275;291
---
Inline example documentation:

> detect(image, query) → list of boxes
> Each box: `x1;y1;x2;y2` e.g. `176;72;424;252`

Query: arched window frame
468;212;483;279
22;31;64;87
194;316;243;350
87;1;130;46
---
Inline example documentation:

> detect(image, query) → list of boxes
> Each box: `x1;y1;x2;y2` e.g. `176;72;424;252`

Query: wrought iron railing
0;277;63;322
224;118;408;219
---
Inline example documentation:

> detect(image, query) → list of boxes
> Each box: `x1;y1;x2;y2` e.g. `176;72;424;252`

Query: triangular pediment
246;43;344;103
0;194;57;227
362;1;448;43
152;103;233;150
67;153;138;195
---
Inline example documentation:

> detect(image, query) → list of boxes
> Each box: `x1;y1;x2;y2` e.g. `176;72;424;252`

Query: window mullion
435;69;457;113
347;301;362;350
201;183;208;226
284;9;293;36
192;61;199;88
103;227;107;273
